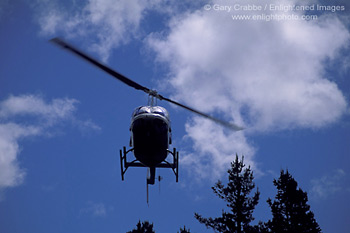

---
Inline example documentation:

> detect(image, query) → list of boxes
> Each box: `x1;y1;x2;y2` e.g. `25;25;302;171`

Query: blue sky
0;0;349;232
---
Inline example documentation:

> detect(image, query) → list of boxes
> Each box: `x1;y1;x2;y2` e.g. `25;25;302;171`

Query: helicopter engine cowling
130;106;171;167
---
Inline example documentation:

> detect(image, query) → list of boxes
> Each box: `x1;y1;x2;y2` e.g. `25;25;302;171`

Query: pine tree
178;225;191;233
195;155;260;233
267;170;321;233
127;220;155;233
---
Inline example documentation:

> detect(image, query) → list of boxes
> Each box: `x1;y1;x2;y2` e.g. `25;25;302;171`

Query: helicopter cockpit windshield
132;106;170;122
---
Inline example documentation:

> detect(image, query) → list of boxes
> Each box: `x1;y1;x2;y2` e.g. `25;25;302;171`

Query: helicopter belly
131;114;169;167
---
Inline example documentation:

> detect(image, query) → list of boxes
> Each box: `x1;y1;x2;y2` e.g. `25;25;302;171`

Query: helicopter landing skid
119;147;179;184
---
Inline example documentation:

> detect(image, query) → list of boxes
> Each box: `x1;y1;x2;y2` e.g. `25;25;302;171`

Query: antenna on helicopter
158;175;163;194
147;182;149;205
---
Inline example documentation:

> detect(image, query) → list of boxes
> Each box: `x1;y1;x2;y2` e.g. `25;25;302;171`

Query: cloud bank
148;0;349;179
310;169;349;200
36;0;164;62
0;94;99;192
34;0;349;180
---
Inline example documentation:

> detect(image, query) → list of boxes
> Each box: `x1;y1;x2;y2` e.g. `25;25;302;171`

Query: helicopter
50;38;243;195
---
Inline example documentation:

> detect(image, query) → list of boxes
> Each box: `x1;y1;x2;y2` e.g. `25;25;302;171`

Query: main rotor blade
158;94;244;131
50;37;150;93
50;37;243;131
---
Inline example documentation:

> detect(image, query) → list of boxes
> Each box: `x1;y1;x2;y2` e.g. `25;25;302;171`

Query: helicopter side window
133;106;150;117
153;110;165;117
152;107;169;120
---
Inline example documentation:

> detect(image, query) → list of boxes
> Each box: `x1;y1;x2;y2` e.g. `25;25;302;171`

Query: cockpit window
132;106;169;120
152;106;169;119
153;110;165;116
132;106;150;117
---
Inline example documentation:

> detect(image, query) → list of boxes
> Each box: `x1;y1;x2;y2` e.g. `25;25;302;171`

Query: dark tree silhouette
267;170;322;233
178;225;191;233
127;220;155;233
195;155;260;233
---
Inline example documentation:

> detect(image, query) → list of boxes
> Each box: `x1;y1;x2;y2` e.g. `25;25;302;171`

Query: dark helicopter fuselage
130;106;171;167
120;105;178;187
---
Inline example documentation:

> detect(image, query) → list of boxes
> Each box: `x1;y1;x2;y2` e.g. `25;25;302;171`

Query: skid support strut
119;146;179;203
119;146;179;183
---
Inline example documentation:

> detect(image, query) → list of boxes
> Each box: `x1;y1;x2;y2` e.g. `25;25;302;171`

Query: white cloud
80;201;108;217
181;117;257;181
36;0;163;61
0;94;99;192
0;123;39;189
310;169;348;200
0;94;77;124
148;0;350;179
